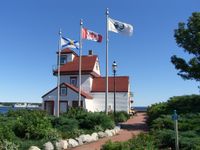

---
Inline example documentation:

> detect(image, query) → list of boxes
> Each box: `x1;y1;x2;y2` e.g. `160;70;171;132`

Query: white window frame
60;87;67;95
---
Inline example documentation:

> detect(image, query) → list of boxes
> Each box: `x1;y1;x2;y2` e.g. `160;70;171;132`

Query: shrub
0;140;19;150
63;108;115;131
13;109;54;140
147;95;200;126
78;112;115;130
151;115;174;130
0;116;17;141
114;111;129;123
153;129;175;149
101;140;129;150
0;124;16;142
101;133;156;150
51;116;80;138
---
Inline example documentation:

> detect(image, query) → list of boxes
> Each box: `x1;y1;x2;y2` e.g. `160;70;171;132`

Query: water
0;106;40;114
0;106;13;114
134;106;148;112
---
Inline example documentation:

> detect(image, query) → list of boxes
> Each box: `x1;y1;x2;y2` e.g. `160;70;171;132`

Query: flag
61;37;79;49
108;18;133;36
82;28;102;42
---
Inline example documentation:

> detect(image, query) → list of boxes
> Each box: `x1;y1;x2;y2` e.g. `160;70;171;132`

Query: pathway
69;112;148;150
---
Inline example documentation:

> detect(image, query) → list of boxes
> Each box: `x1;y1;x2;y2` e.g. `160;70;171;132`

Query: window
96;62;99;71
60;55;67;64
60;87;67;95
70;77;77;87
72;101;83;108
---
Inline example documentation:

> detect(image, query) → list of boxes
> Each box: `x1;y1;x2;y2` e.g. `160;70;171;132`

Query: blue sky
0;0;199;106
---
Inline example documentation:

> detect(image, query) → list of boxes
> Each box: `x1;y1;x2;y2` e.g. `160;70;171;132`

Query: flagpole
56;29;62;117
105;8;109;114
79;19;83;107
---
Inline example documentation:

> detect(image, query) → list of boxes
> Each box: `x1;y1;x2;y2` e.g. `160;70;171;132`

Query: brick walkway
69;113;148;150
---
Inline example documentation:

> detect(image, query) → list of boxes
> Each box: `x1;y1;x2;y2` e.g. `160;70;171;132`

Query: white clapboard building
42;48;132;115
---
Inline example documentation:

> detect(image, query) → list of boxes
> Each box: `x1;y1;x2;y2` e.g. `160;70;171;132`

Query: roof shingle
91;76;129;92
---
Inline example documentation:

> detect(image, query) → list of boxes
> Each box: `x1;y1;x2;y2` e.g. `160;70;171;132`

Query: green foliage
0;140;19;150
101;140;130;150
151;115;174;130
63;108;115;131
51;116;81;138
0;120;16;141
152;129;175;149
114;111;129;123
171;12;200;81
101;133;156;150
147;94;200;149
12;109;54;140
147;95;200;125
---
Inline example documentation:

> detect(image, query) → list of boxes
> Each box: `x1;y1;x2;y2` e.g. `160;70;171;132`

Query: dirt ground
69;112;148;150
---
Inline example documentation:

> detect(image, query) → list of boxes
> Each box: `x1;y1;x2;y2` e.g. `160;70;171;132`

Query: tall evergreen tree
171;12;200;81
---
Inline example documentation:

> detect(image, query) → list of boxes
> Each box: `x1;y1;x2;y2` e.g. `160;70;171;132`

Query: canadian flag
82;28;102;43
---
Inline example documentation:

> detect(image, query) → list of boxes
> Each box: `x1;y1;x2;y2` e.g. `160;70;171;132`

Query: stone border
29;126;120;150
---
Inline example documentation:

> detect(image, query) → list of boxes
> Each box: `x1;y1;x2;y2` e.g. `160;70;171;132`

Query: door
60;101;68;113
44;101;54;115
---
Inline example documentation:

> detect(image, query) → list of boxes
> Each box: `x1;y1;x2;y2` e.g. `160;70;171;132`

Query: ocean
0;106;40;114
134;106;148;112
0;106;148;114
0;106;13;114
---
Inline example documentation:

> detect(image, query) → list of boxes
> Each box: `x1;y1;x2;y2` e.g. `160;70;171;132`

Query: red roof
57;48;78;56
42;83;93;99
91;76;129;92
54;55;100;77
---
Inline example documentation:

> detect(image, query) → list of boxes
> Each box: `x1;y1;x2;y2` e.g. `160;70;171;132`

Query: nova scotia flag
61;37;79;49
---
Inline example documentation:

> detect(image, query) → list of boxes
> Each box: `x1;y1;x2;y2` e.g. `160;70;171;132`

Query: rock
55;140;68;150
75;137;83;145
43;142;54;150
114;126;120;133
98;131;107;138
79;134;93;143
110;129;116;136
68;138;79;148
91;132;98;141
105;129;113;137
29;146;41;150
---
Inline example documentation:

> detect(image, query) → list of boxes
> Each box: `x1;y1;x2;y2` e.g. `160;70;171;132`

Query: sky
0;0;200;106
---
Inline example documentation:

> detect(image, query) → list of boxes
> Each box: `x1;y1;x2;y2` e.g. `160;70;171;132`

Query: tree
171;12;200;81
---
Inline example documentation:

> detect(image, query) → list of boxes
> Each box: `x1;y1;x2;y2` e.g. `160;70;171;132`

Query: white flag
108;18;133;36
61;37;79;49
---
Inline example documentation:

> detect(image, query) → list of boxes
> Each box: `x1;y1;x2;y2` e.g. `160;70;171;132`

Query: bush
114;111;129;123
151;115;174;130
51;116;80;138
101;133;156;150
0;116;17;141
147;95;200;126
101;140;129;150
78;112;115;131
152;129;175;149
63;108;115;131
0;140;19;150
13;109;54;140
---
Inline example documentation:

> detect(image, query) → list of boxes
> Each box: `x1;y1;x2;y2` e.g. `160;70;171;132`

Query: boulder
43;142;54;150
98;131;107;138
75;137;83;145
114;126;120;133
55;140;68;150
79;134;92;143
28;146;41;150
91;132;98;141
68;138;79;148
110;129;116;136
105;129;113;137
